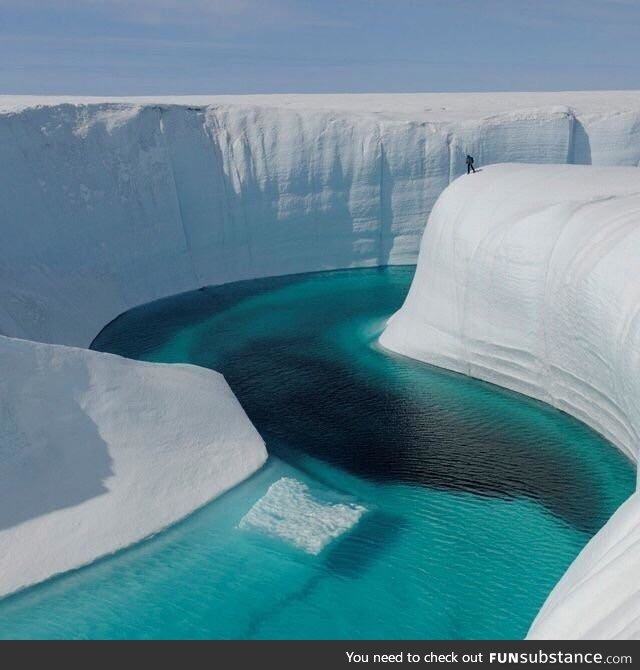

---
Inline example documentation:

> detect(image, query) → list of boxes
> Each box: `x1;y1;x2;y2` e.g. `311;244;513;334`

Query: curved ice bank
380;163;640;639
3;92;640;347
0;336;267;598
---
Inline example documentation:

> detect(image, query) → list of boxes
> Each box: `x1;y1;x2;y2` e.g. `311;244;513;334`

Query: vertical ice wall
0;99;612;346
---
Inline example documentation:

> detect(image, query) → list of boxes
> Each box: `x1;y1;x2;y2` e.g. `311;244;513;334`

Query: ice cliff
380;163;640;639
2;92;640;347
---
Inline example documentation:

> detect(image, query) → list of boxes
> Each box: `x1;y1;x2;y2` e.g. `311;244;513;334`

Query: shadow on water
208;337;605;534
324;511;407;578
242;510;405;639
91;273;308;359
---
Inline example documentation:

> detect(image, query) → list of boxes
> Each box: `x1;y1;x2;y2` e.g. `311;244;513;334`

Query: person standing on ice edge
466;154;476;174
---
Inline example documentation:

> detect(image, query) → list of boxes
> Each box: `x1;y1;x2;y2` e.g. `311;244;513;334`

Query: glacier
2;93;640;628
380;163;640;639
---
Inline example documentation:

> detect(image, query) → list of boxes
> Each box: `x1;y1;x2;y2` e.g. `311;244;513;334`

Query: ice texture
380;163;640;639
2;93;640;347
239;477;366;554
0;336;267;598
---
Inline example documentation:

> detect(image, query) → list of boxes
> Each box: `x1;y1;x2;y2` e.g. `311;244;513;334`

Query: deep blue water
0;266;634;639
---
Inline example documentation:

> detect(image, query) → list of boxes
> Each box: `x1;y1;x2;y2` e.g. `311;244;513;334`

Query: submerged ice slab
0;335;267;598
381;163;640;639
239;478;366;554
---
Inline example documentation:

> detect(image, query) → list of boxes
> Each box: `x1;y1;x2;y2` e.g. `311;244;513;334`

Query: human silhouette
466;154;476;174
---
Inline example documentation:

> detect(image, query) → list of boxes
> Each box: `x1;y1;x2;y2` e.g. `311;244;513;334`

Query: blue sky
1;1;639;94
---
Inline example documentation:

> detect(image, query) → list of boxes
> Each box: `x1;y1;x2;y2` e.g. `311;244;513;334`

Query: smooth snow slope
0;336;267;598
2;92;640;347
380;164;640;639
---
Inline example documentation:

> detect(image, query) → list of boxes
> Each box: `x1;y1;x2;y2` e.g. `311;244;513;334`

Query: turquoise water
0;267;634;639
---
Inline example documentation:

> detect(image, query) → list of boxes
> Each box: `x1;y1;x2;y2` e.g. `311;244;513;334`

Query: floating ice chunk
239;478;367;554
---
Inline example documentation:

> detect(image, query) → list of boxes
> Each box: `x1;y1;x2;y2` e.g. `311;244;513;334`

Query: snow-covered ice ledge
381;163;640;639
0;337;266;598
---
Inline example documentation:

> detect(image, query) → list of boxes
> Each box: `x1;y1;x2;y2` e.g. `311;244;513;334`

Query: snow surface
239;477;366;554
0;335;267;598
380;163;640;639
3;93;640;347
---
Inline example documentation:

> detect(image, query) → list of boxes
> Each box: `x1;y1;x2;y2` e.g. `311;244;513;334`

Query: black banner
5;640;637;668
